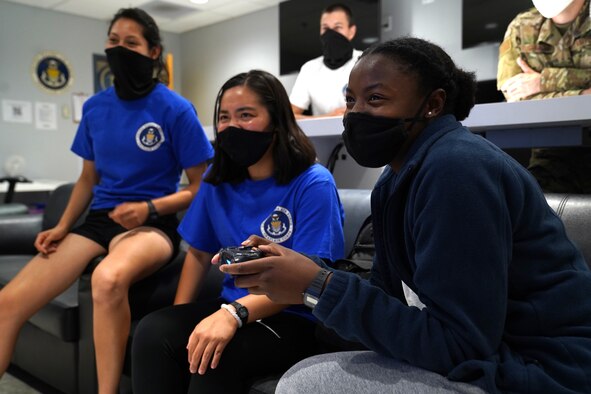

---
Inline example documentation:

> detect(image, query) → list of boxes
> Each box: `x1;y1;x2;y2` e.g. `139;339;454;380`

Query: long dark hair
362;37;476;120
205;70;317;185
108;8;167;83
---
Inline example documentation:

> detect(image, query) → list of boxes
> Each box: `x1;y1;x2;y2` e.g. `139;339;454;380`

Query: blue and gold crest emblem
261;206;293;243
136;122;165;152
32;52;72;93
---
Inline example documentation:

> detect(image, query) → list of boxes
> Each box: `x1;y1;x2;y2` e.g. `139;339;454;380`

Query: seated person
290;3;362;118
0;8;213;392
221;38;591;394
497;0;591;193
131;70;345;394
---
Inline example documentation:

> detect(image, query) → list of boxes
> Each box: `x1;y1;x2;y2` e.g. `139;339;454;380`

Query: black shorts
70;209;181;257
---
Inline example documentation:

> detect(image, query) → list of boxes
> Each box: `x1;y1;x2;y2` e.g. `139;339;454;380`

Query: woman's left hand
186;309;239;375
108;202;149;229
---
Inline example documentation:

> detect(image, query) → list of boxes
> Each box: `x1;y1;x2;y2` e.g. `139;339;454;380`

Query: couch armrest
0;213;42;255
545;193;591;269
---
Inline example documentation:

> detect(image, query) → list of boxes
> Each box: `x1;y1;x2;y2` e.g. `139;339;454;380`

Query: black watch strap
230;301;249;326
303;269;331;309
146;200;159;221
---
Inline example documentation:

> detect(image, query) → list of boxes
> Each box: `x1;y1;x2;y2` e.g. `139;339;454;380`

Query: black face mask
105;46;157;100
321;29;353;70
341;113;415;168
217;126;275;168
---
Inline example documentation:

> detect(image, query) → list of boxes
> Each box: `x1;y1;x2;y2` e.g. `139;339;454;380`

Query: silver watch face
303;293;319;309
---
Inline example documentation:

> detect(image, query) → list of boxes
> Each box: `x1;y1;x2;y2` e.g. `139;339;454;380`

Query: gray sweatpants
276;351;488;394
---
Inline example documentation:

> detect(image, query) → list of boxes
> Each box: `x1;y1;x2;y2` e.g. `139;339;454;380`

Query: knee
132;310;178;359
0;289;33;330
0;289;18;319
134;312;161;345
275;359;316;394
91;266;127;306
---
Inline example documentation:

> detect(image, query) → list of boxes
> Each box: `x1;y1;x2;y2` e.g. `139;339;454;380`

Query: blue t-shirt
71;84;214;209
178;163;345;320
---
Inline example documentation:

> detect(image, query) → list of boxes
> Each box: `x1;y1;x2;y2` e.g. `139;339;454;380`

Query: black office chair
0;176;31;216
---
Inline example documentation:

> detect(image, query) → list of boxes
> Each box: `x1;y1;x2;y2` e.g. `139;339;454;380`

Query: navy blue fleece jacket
314;115;591;393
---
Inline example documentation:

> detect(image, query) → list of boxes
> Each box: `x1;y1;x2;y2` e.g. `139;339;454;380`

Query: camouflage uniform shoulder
510;7;545;30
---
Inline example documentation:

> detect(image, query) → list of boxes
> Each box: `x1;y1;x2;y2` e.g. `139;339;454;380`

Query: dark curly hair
361;37;477;120
205;70;317;185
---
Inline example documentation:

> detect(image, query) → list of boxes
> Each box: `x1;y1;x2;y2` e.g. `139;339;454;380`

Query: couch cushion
0;255;79;341
0;213;41;254
545;194;591;269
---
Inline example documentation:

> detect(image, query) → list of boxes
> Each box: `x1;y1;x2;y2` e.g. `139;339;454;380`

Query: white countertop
0;179;68;193
205;94;591;148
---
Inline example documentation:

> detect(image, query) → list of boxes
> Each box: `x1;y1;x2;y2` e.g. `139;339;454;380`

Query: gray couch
0;184;372;394
2;185;590;393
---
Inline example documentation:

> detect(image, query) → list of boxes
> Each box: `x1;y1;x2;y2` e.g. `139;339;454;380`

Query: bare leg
0;234;105;376
92;227;173;394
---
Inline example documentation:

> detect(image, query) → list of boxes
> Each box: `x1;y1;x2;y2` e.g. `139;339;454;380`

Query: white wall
0;1;182;182
179;7;382;190
180;7;284;126
1;0;505;190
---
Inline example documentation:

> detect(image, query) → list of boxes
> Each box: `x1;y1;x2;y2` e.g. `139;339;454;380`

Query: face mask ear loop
404;93;433;135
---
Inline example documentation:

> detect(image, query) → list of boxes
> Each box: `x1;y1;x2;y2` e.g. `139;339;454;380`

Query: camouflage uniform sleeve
525;90;584;100
497;18;522;100
539;67;591;93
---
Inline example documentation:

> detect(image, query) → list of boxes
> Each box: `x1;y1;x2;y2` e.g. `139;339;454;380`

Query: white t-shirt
289;49;362;116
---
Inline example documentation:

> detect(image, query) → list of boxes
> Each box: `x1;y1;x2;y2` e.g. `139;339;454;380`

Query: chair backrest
545;194;591;269
42;183;87;230
338;189;372;257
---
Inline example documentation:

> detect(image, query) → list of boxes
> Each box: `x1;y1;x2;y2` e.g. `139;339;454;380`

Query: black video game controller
218;246;264;265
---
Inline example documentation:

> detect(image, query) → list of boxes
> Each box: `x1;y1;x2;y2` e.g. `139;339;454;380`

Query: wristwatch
303;269;331;309
230;301;249;326
146;200;159;221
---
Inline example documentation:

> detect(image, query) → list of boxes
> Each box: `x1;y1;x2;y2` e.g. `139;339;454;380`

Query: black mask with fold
217;126;275;168
105;46;157;100
321;29;354;70
342;96;430;168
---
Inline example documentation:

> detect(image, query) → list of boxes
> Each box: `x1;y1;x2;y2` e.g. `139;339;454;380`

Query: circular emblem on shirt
32;51;73;93
136;122;165;152
261;206;293;243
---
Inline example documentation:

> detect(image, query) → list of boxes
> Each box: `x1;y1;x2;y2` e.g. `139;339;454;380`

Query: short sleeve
171;106;214;169
289;170;345;261
70;108;94;160
289;64;312;111
177;181;220;253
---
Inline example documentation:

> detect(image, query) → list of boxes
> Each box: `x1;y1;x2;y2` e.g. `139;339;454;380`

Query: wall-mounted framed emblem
32;51;73;93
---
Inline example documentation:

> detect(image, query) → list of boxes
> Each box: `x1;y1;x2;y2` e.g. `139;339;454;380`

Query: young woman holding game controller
221;38;591;394
131;70;345;394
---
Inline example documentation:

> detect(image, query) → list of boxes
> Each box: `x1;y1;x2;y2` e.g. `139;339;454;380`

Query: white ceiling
1;0;286;33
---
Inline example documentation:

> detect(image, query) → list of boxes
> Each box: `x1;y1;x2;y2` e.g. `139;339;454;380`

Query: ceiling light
190;0;208;4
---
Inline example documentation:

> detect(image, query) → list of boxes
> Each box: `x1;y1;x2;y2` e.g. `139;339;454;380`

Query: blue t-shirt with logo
178;163;345;320
71;84;214;210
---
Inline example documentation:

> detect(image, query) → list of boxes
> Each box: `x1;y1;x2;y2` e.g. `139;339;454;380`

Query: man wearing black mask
290;3;361;119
